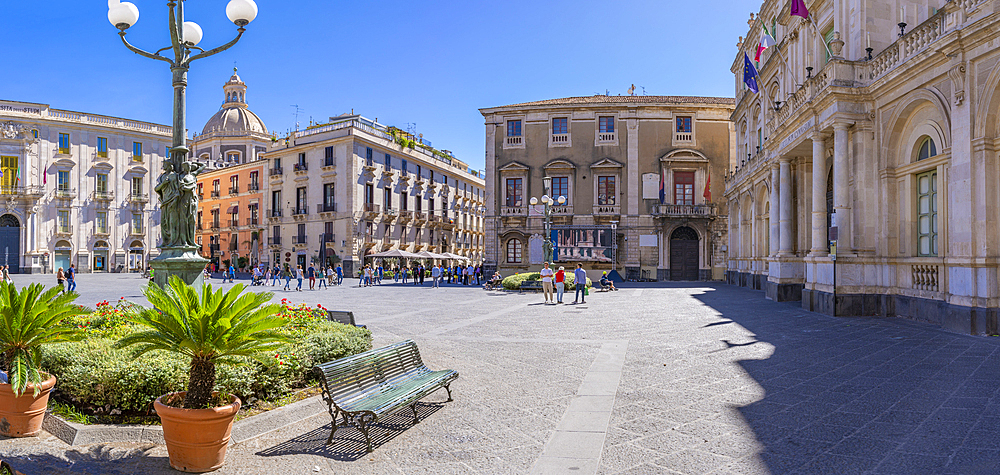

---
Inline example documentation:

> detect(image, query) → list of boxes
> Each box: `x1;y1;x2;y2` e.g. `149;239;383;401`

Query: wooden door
669;226;700;281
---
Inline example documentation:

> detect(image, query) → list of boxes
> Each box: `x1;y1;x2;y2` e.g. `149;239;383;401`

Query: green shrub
501;271;592;290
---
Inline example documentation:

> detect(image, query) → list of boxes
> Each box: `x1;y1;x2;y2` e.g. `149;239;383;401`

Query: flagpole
807;14;833;59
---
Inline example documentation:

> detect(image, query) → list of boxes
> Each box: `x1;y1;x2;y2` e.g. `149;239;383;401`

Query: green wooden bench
313;340;458;452
326;310;366;328
519;280;543;293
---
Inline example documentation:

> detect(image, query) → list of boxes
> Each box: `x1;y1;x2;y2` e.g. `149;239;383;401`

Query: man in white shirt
431;264;442;288
540;262;555;304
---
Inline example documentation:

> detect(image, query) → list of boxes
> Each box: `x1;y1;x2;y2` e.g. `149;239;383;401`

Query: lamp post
108;0;258;286
530;176;566;264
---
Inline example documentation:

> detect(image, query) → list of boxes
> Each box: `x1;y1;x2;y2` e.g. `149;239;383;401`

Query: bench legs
411;403;420;423
444;384;453;402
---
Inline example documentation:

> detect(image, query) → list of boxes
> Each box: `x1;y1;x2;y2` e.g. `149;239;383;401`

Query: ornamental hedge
501;272;592;291
41;298;371;423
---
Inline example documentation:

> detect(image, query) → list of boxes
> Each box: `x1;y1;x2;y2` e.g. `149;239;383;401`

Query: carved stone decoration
0;121;27;140
829;31;845;59
948;62;967;106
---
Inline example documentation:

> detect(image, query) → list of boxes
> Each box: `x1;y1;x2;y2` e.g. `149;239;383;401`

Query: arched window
917;137;937;161
506;238;522;263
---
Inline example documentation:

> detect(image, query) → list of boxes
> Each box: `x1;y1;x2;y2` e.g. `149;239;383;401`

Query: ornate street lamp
108;0;258;286
529;176;566;264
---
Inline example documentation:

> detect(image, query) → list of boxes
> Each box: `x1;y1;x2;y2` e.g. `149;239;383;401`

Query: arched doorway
0;214;20;273
670;226;700;281
54;240;72;273
93;241;110;272
128;240;145;272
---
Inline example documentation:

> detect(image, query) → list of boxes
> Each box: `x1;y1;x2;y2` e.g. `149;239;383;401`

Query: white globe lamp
182;22;203;46
226;0;258;26
108;2;139;29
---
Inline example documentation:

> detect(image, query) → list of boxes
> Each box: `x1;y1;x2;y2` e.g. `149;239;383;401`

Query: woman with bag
56;267;66;293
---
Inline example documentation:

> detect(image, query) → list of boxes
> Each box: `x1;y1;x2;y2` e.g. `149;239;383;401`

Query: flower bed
501;272;592;291
42;298;371;424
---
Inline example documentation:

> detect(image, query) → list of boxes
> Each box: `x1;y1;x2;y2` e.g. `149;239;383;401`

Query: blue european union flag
743;52;759;94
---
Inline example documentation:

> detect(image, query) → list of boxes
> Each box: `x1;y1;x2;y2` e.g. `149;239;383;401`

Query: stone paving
2;273;1000;473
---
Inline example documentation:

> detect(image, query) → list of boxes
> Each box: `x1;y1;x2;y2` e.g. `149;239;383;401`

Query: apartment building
262;115;486;275
196;160;265;269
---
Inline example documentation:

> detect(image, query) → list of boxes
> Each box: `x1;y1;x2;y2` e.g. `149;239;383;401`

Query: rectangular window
917;170;938;256
384;153;391;167
599;116;615;133
132;212;143;234
552;118;568;135
507;120;522;137
384;187;392;209
0;156;17;193
96;173;108;193
197;183;203;198
274;157;281;170
132;177;143;196
676;117;692;133
597;176;616;205
674;171;695;205
58;133;70;154
213;179;220;193
365;184;374;204
297;223;305;237
57;210;69;232
272;225;280;237
298;152;306;165
365;147;373;167
416;196;422;212
249;171;259;189
323;183;335;210
402;160;408;175
132;142;142;161
97;137;108;157
401;189;408;211
271;190;281;214
211;209;219;227
324;146;334;166
57;170;70;191
551;177;569;203
230;175;238;193
96;211;107;234
296;187;307;213
505;178;523;207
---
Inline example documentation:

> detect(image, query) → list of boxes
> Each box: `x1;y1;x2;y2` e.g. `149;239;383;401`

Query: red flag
42;165;45;185
703;174;711;202
790;0;809;18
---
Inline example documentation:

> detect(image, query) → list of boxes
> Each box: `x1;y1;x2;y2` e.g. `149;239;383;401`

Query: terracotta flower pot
154;392;241;473
0;373;56;437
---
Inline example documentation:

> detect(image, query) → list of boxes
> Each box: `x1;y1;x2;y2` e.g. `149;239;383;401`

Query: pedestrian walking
56;267;66;293
272;265;281;286
228;264;236;283
464;265;472;285
540;262;554;304
555;266;566;304
402;266;409;284
326;265;334;286
317;266;327;289
335;264;343;285
307;264;316;290
573;263;588;304
1;265;10;283
431;264;441;288
295;266;304;291
283;266;292;290
264;267;272;285
67;264;77;292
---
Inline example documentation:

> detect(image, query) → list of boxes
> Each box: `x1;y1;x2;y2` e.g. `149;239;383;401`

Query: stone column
832;122;850;250
769;163;780;256
778;157;794;256
810;132;828;256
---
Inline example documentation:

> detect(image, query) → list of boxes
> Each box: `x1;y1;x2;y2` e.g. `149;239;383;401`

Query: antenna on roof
606;89;610;96
290;104;303;131
641;86;647;95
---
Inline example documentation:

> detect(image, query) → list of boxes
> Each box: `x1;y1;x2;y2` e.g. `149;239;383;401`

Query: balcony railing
292;207;308;216
0;186;43;197
55;225;72;235
268;237;281;246
210;190;220;198
269;209;282;218
505;136;523;147
653;203;717;218
363;233;375;243
229;186;239;195
211;222;221;231
674;132;693;142
398;210;413;221
323;157;335;167
94;227;109;235
597;132;616;143
363;203;380;215
55;188;77;200
269;168;283;176
127;193;149;203
293;235;307;244
246;217;259;227
317;203;337;213
413;211;427;222
91;190;115;201
132;154;144;163
550;133;569;144
130;225;145;235
248;183;260;192
229;220;239;228
593;205;621;215
294;162;308;172
501;206;526;216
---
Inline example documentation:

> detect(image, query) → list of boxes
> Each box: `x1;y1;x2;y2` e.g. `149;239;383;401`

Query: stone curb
42;395;327;447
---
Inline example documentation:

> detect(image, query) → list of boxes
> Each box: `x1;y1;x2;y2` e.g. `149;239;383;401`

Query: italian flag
755;24;776;62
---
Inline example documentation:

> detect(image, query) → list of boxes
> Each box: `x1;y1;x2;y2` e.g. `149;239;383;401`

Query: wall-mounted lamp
773;101;782;112
806;66;813;79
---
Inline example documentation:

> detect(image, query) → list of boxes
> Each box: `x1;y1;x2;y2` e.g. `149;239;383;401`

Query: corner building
725;0;1000;334
481;96;735;281
262;115;486;276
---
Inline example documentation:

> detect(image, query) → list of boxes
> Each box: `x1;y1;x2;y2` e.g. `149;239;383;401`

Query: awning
227;205;239;214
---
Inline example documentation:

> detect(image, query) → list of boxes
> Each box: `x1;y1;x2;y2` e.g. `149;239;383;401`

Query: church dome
200;68;268;136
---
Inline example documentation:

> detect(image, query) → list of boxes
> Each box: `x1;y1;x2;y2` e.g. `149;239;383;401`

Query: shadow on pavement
693;285;1000;475
1;444;170;475
257;402;443;461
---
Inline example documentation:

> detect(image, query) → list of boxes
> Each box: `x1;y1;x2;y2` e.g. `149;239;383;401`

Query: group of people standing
247;263;345;291
539;262;589;304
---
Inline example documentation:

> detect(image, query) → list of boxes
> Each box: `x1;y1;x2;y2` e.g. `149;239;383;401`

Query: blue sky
5;0;757;171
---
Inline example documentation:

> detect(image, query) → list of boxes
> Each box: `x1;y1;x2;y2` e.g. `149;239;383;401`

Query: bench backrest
314;340;427;406
326;310;356;326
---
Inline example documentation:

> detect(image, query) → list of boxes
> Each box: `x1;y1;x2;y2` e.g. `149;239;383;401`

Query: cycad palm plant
116;275;290;409
0;282;86;396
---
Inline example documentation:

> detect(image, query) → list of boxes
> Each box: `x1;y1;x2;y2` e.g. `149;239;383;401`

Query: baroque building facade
189;69;271;171
0;100;168;273
196;160;265;270
725;0;1000;334
261;115;485;275
481;96;735;281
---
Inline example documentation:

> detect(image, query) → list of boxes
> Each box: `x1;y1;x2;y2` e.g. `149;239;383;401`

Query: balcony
674;131;693;143
593;204;620;215
229;220;240;229
131;154;144;164
323;157;335;168
91;190;115;202
54;188;77;200
292;207;308;217
198;192;204;199
268;237;281;246
130;225;145;236
294;162;308;173
210;190;220;198
94;151;110;161
505;135;523;148
128;193;149;203
550;133;570;146
248;183;260;192
597;132;617;144
412;211;427;223
229;243;239;252
0;186;44;198
384;208;398;219
320;233;336;248
317;203;337;214
269;209;282;218
94;227;109;236
209;244;220;256
653;203;717;218
210;222;221;232
269;168;283;176
293;235;307;245
429;214;443;224
363;233;375;244
362;203;380;217
246;217;259;227
229;186;239;195
500;206;526;216
54;225;72;236
398;210;413;222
